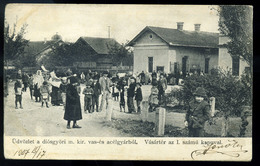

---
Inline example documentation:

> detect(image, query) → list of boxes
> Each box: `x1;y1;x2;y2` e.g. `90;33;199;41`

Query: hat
193;87;207;97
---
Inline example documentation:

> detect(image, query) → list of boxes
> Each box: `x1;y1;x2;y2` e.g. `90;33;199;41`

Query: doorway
205;58;210;74
182;56;188;76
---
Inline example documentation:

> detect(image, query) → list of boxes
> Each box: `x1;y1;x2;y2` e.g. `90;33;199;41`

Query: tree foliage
4;20;29;67
107;42;133;67
218;5;253;71
39;42;74;69
170;68;251;118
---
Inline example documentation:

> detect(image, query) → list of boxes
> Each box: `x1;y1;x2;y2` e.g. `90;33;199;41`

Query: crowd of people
8;67;210;136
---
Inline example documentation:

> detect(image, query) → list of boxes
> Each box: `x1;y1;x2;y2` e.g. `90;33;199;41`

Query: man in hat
92;76;101;112
158;73;167;106
184;87;210;137
99;71;112;112
127;77;136;113
135;82;143;113
64;76;82;129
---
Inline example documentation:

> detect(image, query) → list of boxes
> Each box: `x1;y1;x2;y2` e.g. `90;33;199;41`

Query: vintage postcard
4;4;252;160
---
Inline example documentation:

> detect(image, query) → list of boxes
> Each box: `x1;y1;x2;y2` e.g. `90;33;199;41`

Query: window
232;56;240;76
148;57;153;73
157;66;164;73
149;34;153;39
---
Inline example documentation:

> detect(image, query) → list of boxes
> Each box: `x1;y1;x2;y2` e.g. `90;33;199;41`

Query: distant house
127;23;220;76
218;35;249;76
24;33;64;62
73;37;121;70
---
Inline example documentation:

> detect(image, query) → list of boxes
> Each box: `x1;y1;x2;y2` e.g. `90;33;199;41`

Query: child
148;81;159;112
184;87;210;137
14;77;23;109
82;81;94;113
40;81;50;108
112;82;119;101
135;82;143;113
92;76;101;112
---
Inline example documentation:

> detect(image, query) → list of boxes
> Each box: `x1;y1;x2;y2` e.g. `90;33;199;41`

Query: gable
132;31;168;46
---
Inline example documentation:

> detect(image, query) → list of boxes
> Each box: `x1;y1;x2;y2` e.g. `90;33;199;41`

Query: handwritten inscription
14;146;46;159
191;140;248;159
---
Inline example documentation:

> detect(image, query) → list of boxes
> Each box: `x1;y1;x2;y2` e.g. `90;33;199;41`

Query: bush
169;68;251;117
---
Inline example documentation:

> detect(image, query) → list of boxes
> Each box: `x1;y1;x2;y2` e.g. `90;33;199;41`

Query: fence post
105;95;113;121
210;97;216;117
154;107;166;136
141;101;149;122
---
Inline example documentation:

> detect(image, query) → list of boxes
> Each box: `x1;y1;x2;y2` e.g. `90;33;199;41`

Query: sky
5;4;219;44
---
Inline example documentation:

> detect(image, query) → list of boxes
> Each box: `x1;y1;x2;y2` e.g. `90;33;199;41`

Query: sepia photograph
3;4;252;160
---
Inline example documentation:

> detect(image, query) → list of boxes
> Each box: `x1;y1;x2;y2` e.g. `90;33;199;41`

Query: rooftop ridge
147;25;219;35
81;36;116;40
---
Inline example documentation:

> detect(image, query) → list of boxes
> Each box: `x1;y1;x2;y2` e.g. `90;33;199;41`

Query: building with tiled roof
127;23;220;75
73;37;121;70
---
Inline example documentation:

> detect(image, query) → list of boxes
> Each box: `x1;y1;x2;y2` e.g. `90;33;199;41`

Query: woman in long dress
64;76;82;129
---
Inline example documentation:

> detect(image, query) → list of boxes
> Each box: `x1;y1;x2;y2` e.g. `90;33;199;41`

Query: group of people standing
10;67;211;136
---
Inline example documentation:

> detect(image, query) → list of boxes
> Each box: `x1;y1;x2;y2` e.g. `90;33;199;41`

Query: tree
107;42;133;68
4;20;29;69
39;42;74;69
218;6;252;136
218;6;253;76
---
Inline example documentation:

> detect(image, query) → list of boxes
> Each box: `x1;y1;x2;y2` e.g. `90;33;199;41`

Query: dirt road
4;83;159;137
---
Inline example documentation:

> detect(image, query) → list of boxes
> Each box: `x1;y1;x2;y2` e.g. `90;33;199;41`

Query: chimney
177;22;184;31
194;24;201;32
44;38;47;44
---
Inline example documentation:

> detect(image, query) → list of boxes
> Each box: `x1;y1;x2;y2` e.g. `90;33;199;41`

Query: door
148;57;153;73
205;58;210;74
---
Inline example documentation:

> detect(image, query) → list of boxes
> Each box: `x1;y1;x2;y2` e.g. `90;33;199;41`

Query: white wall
174;47;218;73
219;47;249;75
219;36;249;76
133;31;170;73
133;46;170;73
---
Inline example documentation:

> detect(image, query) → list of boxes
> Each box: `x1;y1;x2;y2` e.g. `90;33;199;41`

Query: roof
127;26;219;48
24;39;63;56
79;37;120;54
